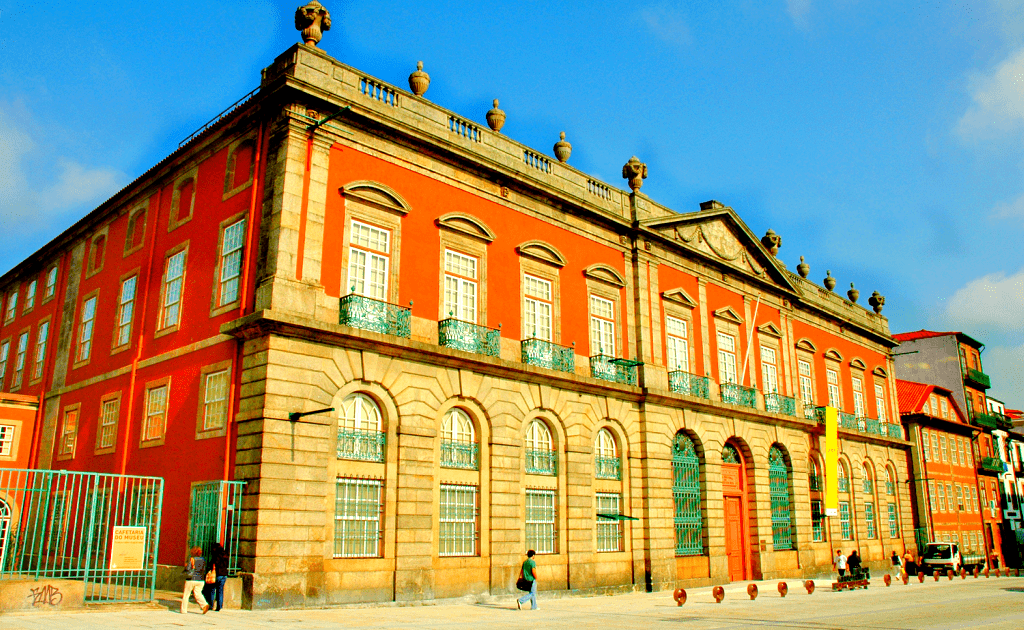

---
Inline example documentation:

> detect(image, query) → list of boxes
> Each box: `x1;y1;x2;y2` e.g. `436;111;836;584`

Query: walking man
516;550;538;610
834;549;848;578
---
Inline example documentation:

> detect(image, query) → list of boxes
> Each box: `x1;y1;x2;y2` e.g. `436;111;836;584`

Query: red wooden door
725;496;745;581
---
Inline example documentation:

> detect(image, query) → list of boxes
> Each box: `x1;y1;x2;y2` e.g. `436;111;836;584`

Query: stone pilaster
393;421;437;601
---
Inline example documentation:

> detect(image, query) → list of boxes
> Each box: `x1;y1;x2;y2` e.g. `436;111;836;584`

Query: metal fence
0;468;163;603
186;480;245;576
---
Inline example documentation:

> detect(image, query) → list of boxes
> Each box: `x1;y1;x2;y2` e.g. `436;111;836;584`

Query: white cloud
980;343;1024;409
786;0;813;30
0;107;123;238
641;4;692;48
944;269;1024;332
956;47;1024;141
993;192;1024;220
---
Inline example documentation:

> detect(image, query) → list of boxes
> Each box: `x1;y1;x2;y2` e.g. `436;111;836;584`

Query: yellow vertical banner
824;406;839;516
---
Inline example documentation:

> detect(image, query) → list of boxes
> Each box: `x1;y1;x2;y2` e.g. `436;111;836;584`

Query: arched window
594;428;620;480
337;393;384;462
809;457;826;542
769;445;794;550
525;419;555;475
722;443;741;464
885;467;895;495
863;462;878;539
809;458;822;491
441;408;477;469
885;466;900;538
862;463;874;494
838;461;853;539
673;432;702;555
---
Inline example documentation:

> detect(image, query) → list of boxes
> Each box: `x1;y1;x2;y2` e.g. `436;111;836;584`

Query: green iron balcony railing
526;448;557;475
668;371;710;399
720;382;758;409
810;406;826;423
885;423;904;439
337;428;386;462
980;457;1005;473
438;318;501;358
972;412;1000;430
521;338;575;373
997;414;1015;431
589;354;642;386
339;293;411;338
863;418;884;436
809;474;822;492
764;392;796;416
838;477;850;493
440;440;479;470
886;480;895;495
963;367;991;390
594;455;622;480
840;412;858;430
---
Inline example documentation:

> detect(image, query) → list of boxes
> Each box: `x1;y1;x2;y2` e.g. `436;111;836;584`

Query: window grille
839;501;852;540
439;484;477;556
887;502;899;538
334;478;382;558
865;502;876;539
672;433;702;556
769;446;793;550
595;492;622;552
811;500;825;542
525;489;556;554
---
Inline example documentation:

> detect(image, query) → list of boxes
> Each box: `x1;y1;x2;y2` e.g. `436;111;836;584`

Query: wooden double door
722;458;750;582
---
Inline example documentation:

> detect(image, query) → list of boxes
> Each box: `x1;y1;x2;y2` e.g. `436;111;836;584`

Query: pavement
2;575;1023;630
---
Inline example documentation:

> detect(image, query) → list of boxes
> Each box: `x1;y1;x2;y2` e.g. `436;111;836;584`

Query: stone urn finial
869;290;885;314
824;270;836;291
486;99;506;132
408;61;430;96
797;256;809;278
761;229;782;257
295;1;331;46
622;156;647;192
554;132;572;163
848;282;859;303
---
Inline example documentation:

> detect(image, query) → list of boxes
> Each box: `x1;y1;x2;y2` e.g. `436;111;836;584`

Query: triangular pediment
341;181;411;215
662;287;697;308
517;240;566;267
713;306;744;325
757;322;783;338
435;212;495;242
640;208;798;295
584;263;626;287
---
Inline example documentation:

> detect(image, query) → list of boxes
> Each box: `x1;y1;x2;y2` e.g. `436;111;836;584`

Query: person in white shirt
834;549;848;577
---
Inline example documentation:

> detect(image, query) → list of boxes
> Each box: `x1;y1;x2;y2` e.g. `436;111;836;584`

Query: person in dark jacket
847;550;862;573
202;543;230;611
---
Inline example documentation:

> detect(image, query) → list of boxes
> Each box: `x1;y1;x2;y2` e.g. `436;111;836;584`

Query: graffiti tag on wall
27;584;63;606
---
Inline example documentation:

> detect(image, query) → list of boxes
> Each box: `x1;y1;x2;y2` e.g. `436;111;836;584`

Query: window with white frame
826;368;841;408
798;359;814;406
940;398;949;419
931;431;940;460
0;340;9;385
45;265;58;299
59;408;78;456
956;485;964;511
24;281;36;311
338;393;384;462
958;439;966;466
334;478;382;558
4;292;17;322
887;502;899;538
937;484;946;511
760;346;778;393
444;250;478;321
12;332;28;389
340;393;382;432
77;296;97;362
525;489;556;554
852;376;865;417
160;251;186;329
218;218;247;306
929;480;936;511
441;409;477;469
115;276;137;347
839;501;852;539
0;424;14;456
523;275;552;341
971;486;978;512
589;296;615;356
717;332;738;384
98;398;119;450
143;384;168;442
347;220;389;300
439;484;477;557
202;370;230;431
940;435;948;462
32;322;48;380
595;428;618;479
665;316;689;371
923;431;931;462
864;502;876;538
875;383;887;422
596;492;623;552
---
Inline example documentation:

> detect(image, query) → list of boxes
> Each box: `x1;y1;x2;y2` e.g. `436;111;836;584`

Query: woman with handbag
515;550;538;610
181;546;210;614
206;543;229;611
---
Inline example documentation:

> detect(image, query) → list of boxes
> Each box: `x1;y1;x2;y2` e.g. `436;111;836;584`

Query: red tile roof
892;330;957;342
895;378;967;422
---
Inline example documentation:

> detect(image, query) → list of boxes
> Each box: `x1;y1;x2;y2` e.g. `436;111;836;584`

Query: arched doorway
721;443;750;581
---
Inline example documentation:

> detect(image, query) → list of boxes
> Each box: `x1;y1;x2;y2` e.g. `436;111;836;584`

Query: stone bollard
973;567;980;578
713;586;725;603
960;568;966;580
902;573;909;585
947;569;954;581
933;572;940;582
1004;568;1011;577
918;571;925;583
673;588;687;606
883;574;891;587
804;580;815;594
984;567;990;578
747;583;758;600
778;582;788;597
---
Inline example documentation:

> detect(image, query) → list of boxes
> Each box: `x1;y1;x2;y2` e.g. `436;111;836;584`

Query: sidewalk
2;575;1023;629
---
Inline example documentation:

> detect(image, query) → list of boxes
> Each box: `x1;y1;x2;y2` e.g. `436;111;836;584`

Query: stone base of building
0;579;85;612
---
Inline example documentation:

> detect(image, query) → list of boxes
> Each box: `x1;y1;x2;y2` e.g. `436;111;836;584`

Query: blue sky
1;1;1023;406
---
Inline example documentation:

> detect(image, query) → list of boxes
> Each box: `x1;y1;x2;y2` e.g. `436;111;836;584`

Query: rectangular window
852;376;865;417
525;489;557;555
887;502;899;538
938;484;946;511
865;502;876;539
875;383;887;422
334;478;382;558
0;340;9;386
443;250;478;322
717;332;738;384
596;492;623;552
0;424;13;456
956;485;964;511
941;398;949;419
115;276;137;347
811;500;825;542
665;316;689;371
347;221;390;301
760;346;778;393
202;370;230;431
931;431;940;461
32;321;48;380
98;398;119;450
839;501;852;540
929;480;936;511
798;360;814;406
958;439;966;467
218;218;246;306
24;280;36;311
59;407;78;456
982;486;988;514
826;368;841;408
12;332;28;389
523;275;553;341
922;431;931;462
143;384;168;442
971;487;978;513
44;265;58;299
940;435;948;462
160;250;187;329
4;291;17;322
76;296;97;362
589;296;615;356
439;484;477;557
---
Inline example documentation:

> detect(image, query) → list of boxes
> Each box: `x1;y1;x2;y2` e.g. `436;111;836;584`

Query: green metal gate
0;468;163;603
187;480;245;575
672;433;703;556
